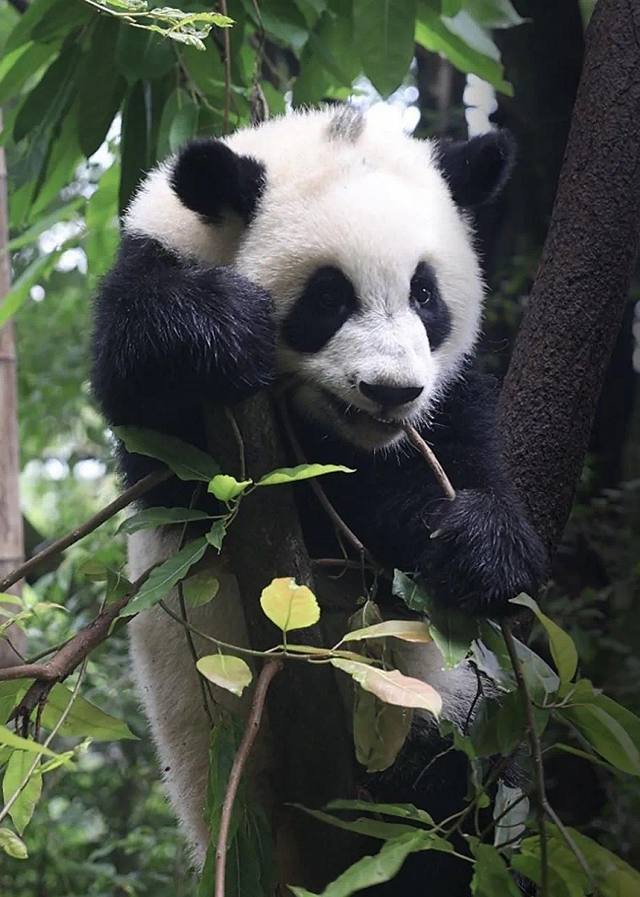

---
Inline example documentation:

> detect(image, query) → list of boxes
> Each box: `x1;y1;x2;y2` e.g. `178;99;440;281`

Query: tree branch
215;660;280;897
500;0;640;557
0;467;172;594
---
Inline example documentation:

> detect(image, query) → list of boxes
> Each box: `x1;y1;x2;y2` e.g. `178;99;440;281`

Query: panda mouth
323;390;403;434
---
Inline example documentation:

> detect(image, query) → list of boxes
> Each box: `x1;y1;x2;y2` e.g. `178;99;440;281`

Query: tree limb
500;0;640;557
0;468;172;594
215;660;280;897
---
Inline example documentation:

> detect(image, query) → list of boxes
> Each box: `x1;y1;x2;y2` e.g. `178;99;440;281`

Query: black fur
170;139;266;224
91;234;275;500
281;266;358;353
292;371;547;618
410;261;452;351
437;131;516;208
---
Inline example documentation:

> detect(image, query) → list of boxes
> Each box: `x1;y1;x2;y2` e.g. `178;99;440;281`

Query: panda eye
411;262;438;308
317;292;342;311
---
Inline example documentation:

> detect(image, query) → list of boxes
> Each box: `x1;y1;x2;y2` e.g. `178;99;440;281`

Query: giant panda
91;105;547;894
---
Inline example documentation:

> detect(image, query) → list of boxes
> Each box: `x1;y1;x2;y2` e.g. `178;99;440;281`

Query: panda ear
170;138;266;225
437;131;515;208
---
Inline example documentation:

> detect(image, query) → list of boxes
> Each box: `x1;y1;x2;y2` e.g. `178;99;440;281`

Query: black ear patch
437;130;515;208
170;138;266;225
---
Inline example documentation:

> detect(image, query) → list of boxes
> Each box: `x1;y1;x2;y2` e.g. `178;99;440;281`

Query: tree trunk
0;110;25;666
500;0;640;558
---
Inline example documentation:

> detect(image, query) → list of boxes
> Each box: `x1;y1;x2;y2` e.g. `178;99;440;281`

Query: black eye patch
281;266;358;354
410;262;451;350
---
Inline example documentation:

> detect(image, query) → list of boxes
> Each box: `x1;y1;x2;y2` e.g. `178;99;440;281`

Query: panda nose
359;381;424;409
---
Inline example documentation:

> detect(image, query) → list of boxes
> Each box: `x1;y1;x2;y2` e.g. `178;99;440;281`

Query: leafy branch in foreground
82;0;233;51
2;423;640;897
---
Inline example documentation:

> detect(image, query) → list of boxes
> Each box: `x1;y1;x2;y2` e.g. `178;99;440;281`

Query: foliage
2;427;640;896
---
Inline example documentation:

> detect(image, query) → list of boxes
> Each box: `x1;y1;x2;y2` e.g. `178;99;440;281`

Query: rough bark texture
0;110;26;666
500;0;640;558
206;399;360;890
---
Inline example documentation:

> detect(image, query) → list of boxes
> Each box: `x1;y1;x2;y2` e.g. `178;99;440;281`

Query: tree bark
206;399;361;890
0;109;26;666
500;0;640;558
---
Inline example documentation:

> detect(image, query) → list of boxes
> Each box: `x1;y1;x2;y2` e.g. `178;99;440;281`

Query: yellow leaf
260;578;320;633
196;654;253;696
331;659;442;717
340;620;432;645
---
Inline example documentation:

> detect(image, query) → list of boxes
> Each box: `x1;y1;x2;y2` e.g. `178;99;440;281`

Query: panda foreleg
91;233;275;433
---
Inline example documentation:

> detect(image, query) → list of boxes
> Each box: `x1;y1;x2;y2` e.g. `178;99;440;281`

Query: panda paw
424;488;547;617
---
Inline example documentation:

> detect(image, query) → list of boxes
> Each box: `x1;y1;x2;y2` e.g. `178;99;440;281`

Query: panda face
233;150;485;450
125;106;514;451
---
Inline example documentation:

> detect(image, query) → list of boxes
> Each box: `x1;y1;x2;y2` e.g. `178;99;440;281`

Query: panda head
126;106;514;451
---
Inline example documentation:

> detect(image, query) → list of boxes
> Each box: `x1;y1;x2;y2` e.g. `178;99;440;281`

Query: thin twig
501;620;548;897
0;657;88;826
0;468;172;594
403;423;456;501
219;0;230;134
278;401;379;569
215;660;280;897
1;567;153;687
544;800;597;894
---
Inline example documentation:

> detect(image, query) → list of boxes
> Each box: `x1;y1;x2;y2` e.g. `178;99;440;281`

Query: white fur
124;107;488;866
128;528;272;867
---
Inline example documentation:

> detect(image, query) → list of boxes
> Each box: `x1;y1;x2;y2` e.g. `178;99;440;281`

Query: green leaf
291;804;421;841
0;826;28;860
197;654;253;696
183;570;220;608
0;40;58;106
256;463;354;487
260;578;320;632
331;659;442;715
115;23;175;83
392;570;431;614
241;0;310;51
77;18;127;158
37;684;137;741
441;10;500;61
2;751;42;834
469;841;521;897
354;0;416;97
0;682;21;725
115;426;220;481
558;693;640;776
30;0;93;45
464;0;527;28
426;604;478;669
120;537;208;616
326;799;435;827
168;94;200;154
443;0;463;13
0;726;63;760
13;45;79;143
1;252;54;323
4;0;62;53
117;506;213;535
29;96;84;218
208;474;252;501
289;831;443;897
416;4;513;95
552;743;623;776
510;594;578;684
206;519;227;552
353;687;413;772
